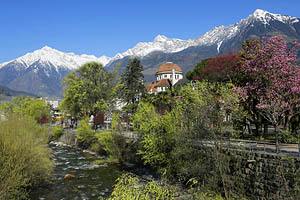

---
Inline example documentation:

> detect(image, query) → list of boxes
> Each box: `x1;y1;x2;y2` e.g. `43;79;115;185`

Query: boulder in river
64;174;76;180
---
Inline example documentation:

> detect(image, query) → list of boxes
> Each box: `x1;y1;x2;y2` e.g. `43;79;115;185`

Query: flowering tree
200;52;240;82
239;36;300;151
186;53;240;82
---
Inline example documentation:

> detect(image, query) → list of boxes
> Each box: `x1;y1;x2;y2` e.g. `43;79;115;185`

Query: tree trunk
255;122;261;137
275;126;279;154
263;123;268;138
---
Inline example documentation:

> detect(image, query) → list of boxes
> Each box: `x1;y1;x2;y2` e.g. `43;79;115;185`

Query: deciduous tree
61;62;117;118
238;36;300;151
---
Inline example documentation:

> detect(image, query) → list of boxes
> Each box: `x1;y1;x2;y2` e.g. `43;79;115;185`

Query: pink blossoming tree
239;36;300;152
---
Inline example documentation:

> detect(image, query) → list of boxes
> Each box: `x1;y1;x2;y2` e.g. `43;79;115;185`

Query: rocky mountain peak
249;9;299;25
1;46;110;71
154;35;169;42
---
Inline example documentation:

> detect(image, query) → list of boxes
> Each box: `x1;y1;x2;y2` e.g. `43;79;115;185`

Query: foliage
186;58;212;80
119;58;145;112
76;117;97;148
96;113;131;162
0;96;50;124
186;53;240;83
51;126;65;141
0;115;54;200
236;36;300;146
61;62;118;118
96;131;129;162
133;80;248;198
143;90;175;114
238;36;300;128
103;174;227;200
103;173;176;200
133;102;175;172
58;129;77;145
0;101;14;114
134;81;243;177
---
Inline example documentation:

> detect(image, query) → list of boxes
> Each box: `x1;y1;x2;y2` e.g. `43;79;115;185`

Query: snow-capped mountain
0;47;111;97
107;9;299;65
250;9;299;25
0;46;110;70
0;9;299;97
106;9;300;79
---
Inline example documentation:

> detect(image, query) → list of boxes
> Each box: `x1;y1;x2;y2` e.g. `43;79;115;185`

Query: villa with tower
146;62;183;94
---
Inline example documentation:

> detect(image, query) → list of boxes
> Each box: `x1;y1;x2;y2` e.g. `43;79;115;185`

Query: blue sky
1;0;300;62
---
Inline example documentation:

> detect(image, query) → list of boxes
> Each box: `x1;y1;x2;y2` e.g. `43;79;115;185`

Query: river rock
64;174;76;180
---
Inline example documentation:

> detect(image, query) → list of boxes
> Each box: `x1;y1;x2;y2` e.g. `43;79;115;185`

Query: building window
164;75;167;78
170;75;172;78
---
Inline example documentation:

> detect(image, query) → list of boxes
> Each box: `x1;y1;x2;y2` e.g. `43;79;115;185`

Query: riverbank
30;143;122;199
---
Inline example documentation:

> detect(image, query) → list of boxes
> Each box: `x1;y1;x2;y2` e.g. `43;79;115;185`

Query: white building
146;62;183;94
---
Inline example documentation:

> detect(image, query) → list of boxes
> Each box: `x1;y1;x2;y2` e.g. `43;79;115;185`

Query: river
30;144;122;200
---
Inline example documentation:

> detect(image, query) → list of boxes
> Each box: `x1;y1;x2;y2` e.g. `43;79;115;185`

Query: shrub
0;115;54;200
103;174;227;200
96;131;129;162
96;113;132;162
51;126;64;141
76;117;97;148
103;173;175;200
59;130;76;145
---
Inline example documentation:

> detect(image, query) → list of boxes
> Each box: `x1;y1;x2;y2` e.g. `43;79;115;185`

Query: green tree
119;58;145;112
133;81;245;191
186;58;212;80
0;96;50;123
61;62;117;118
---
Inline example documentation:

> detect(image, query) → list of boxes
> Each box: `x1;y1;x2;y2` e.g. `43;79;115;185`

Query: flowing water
30;144;122;200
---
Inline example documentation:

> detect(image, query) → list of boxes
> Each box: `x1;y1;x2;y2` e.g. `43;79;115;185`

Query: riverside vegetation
2;36;300;199
0;97;53;199
55;58;244;199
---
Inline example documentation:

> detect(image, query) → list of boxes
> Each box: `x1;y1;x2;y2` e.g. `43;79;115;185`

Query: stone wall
225;150;300;200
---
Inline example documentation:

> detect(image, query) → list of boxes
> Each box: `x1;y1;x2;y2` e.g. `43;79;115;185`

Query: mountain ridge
0;9;299;97
105;9;299;66
0;84;37;98
105;9;300;81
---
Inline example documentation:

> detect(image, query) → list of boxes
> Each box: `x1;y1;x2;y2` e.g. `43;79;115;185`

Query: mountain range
0;9;299;97
0;85;37;99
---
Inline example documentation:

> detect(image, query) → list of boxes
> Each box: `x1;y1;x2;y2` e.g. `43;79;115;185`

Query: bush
59;130;76;145
96;131;129;162
51;126;64;141
96;112;133;162
103;173;175;200
280;129;300;143
76;118;97;148
0;115;54;200
103;174;226;200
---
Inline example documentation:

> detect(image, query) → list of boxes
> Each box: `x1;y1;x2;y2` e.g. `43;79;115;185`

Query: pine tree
119;58;145;112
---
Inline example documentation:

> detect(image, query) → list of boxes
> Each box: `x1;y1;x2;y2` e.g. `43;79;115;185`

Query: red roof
146;79;171;93
157;62;182;73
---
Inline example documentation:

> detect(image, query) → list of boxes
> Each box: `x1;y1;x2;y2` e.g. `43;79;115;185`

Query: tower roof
157;62;182;73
